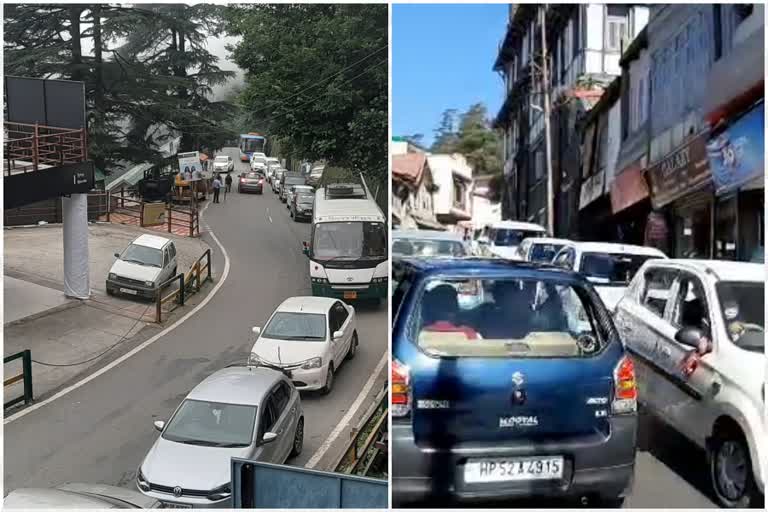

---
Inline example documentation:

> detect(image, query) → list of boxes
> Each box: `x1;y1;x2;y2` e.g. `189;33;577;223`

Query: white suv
614;259;765;507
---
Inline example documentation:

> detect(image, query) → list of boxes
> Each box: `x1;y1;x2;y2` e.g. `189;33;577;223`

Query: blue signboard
706;102;765;196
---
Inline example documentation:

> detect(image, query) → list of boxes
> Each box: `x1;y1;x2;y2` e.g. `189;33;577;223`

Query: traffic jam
391;223;765;508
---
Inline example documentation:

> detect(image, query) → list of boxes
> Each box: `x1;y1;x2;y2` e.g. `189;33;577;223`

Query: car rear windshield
530;243;566;263
392;238;466;257
262;312;326;341
162;399;257;447
298;194;314;204
121;244;163;268
580;253;661;285
411;278;609;358
285;177;306;186
716;281;764;352
493;229;543;247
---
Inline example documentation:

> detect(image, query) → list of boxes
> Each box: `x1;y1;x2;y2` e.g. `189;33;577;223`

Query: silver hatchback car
136;366;304;508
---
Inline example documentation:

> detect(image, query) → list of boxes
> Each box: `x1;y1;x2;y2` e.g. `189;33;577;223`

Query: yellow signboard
143;202;166;226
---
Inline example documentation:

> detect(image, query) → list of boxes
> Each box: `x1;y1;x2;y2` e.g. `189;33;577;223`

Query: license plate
343;291;357;299
120;288;138;295
464;456;564;483
160;502;192;509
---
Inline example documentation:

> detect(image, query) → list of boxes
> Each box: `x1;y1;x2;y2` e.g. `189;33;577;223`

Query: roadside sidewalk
4;222;213;409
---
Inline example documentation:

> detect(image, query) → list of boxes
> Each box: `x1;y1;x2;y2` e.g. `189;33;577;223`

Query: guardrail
334;387;388;478
4;350;33;409
4;122;87;176
154;249;213;322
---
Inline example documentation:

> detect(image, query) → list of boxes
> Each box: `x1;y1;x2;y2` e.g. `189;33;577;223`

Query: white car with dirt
249;296;358;394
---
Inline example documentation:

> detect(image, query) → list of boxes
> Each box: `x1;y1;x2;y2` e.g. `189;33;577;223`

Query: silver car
136;366;304;508
4;483;161;509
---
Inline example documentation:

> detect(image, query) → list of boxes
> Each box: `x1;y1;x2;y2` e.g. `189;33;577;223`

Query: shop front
610;161;651;246
707;101;765;262
647;133;713;258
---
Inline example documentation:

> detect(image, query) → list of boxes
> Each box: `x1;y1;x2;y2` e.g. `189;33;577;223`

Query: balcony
4;122;87;177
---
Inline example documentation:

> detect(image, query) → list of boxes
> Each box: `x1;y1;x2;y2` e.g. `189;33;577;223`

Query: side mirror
153;420;165;432
675;326;708;352
333;330;344;340
252;326;261;335
114;252;120;258
262;432;278;445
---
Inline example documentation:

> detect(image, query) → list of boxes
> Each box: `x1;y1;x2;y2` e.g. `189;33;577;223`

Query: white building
427;153;473;226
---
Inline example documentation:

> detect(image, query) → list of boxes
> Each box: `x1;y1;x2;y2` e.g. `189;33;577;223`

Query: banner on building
178;151;203;180
611;162;650;214
647;133;711;208
706;102;764;196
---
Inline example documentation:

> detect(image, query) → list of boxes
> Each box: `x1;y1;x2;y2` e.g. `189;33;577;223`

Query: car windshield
162;399;257;448
298;194;314;205
313;222;387;260
215;156;228;162
580;253;662;285
121;243;162;268
716;281;764;352
392;238;466;257
530;243;566;263
246;173;260;179
493;229;542;247
262;312;326;341
413;278;608;358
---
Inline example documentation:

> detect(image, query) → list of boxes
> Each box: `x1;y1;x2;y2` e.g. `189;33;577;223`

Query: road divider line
305;351;388;469
4;200;231;425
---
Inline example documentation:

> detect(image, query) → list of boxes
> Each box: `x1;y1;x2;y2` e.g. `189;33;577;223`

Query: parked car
212;155;234;173
518;237;572;264
238;171;264;194
306;165;325;188
249;296;358;394
279;174;307;203
290;190;315;222
106;234;178;299
614;259;765;508
477;220;547;260
552;242;667;312
392;230;469;258
250;153;267;172
286;185;313;210
273;170;285;193
391;258;637;506
4;483;161;509
136;366;304;508
266;162;281;183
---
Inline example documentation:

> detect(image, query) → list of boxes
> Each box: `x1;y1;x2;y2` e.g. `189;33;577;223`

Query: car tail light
392;359;411;418
240;178;245;183
612;355;637;414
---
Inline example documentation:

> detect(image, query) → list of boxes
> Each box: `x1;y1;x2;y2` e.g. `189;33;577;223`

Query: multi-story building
494;4;648;236
427;153;473;226
392;152;442;230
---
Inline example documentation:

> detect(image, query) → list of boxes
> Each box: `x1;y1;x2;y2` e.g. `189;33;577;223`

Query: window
452;178;466;209
332;302;349;331
169;243;176;259
572;9;581;61
262;312;326;341
606;6;628;53
272;382;290;414
641;268;676;318
261;398;278;434
716;280;764;352
163;399;257;448
553;248;575;270
671;274;711;336
163;248;169;267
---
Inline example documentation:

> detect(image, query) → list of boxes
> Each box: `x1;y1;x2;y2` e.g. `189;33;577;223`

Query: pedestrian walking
225;173;233;193
212;175;222;203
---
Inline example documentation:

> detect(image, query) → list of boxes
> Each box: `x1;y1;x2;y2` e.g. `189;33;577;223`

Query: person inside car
479;280;531;339
421;284;481;340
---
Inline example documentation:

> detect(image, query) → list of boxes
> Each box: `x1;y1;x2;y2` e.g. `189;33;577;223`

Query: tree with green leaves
225;4;388;182
432;103;501;176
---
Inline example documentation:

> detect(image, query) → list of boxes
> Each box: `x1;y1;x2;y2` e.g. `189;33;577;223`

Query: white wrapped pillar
62;193;91;299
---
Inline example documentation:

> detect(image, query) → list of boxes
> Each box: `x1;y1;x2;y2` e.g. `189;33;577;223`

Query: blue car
391;258;638;506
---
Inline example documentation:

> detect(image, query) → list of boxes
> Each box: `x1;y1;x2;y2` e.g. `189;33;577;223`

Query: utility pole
540;6;555;236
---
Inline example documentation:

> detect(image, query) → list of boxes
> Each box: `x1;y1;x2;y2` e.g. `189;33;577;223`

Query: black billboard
5;76;86;130
4;161;95;210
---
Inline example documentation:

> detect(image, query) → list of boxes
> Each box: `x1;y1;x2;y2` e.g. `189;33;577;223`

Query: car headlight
207;482;231;501
302;357;322;370
247;352;262;367
109;273;117;280
144;280;154;287
136;468;150;492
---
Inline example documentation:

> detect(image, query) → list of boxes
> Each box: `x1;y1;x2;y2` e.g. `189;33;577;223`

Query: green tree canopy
431;103;502;177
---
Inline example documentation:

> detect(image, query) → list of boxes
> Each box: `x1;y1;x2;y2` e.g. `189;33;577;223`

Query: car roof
647;259;765;282
2;486;152;509
132;234;170;249
525;237;572;245
187;367;283;405
215;155;229;159
266;157;280;162
277;295;336;314
397;257;584;283
569;241;667;257
489;220;547;232
393;230;464;242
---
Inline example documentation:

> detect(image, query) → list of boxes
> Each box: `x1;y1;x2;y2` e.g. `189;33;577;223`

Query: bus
239;133;267;162
302;176;388;304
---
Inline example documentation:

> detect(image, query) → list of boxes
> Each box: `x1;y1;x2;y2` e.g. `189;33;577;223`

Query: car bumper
290;365;327;391
106;279;156;299
139;489;230;509
311;282;387;300
391;416;636;505
294;210;312;219
239;184;263;193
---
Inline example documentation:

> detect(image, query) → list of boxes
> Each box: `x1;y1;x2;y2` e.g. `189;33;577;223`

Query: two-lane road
4;148;388;493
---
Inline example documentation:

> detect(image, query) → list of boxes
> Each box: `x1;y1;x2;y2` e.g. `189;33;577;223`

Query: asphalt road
3;148;388;494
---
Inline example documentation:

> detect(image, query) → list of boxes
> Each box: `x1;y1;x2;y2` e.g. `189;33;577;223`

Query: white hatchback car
249;296;358;394
614;259;765;508
106;234;178;299
552;242;667;311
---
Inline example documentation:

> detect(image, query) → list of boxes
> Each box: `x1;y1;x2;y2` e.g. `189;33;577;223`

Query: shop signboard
706;102;764;196
648;133;711;208
178;151;203;180
611;162;650;213
579;170;605;210
142;202;166;226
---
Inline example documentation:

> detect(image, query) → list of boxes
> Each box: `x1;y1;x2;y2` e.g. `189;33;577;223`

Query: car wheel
290;417;304;458
710;427;761;508
346;331;358;360
321;365;334;395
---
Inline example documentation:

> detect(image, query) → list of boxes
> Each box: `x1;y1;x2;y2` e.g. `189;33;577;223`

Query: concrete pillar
62;193;90;299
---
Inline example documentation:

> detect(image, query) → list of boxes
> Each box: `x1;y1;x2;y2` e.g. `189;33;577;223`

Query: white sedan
213;155;234;172
249;296;358;394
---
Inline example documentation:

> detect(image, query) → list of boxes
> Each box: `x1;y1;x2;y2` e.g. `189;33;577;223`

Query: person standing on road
225;173;233;193
212;175;222;203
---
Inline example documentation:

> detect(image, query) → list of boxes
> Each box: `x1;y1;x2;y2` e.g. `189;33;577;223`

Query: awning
611;163;649;213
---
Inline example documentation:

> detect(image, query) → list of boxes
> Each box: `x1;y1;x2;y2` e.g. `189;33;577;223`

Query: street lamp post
540;6;555;236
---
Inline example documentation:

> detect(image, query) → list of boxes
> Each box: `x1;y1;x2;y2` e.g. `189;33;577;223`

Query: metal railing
4;122;87;176
4;350;33;409
334;387;388;477
154;249;213;322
